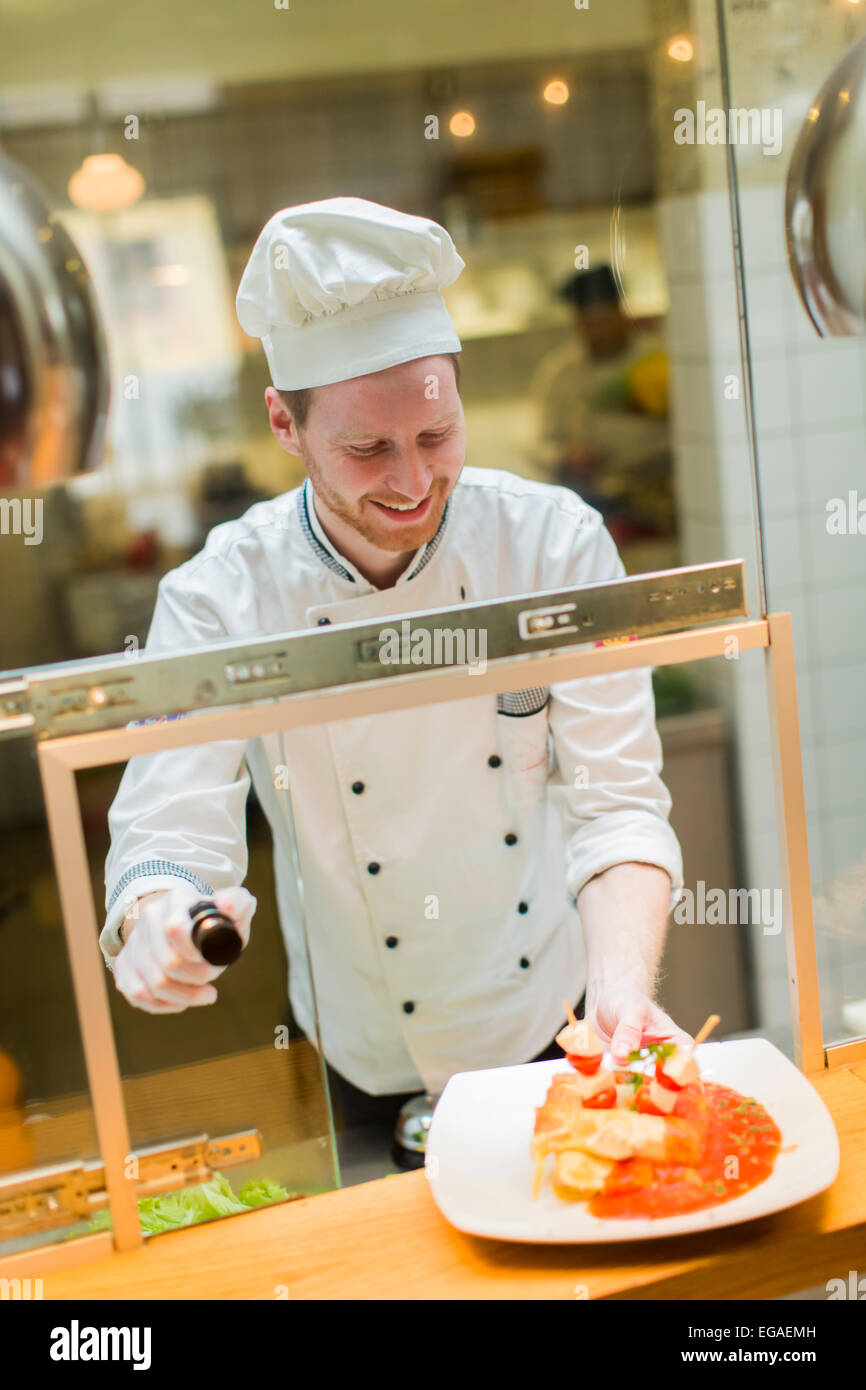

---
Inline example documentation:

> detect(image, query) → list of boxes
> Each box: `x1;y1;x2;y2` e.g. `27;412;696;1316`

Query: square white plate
425;1038;839;1242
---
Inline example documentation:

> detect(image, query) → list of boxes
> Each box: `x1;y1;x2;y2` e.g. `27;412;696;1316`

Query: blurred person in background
530;265;676;554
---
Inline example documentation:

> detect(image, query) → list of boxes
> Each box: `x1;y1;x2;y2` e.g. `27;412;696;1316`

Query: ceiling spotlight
668;36;695;62
449;110;476;137
543;79;569;105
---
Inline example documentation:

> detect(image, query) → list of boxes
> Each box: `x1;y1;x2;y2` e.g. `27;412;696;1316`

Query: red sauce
589;1080;781;1219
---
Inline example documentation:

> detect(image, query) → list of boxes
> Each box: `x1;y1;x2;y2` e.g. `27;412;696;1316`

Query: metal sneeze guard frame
1;560;853;1275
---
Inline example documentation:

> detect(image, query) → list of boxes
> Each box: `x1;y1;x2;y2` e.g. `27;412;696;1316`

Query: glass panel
77;758;338;1244
658;646;792;1058
719;0;866;1051
0;748;100;1259
0;6;766;616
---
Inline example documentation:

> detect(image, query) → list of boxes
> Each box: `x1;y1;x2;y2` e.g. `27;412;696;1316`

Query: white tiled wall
660;181;866;1038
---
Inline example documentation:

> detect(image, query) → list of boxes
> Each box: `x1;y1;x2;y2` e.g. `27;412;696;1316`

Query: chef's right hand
113;884;257;1014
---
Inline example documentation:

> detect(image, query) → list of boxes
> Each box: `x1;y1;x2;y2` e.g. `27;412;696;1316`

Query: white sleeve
543;504;684;914
101;569;251;968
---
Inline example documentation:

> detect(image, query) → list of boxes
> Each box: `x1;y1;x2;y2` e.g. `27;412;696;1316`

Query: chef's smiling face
265;354;465;579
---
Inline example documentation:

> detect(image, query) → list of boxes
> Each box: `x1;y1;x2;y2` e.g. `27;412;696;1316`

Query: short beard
299;437;453;553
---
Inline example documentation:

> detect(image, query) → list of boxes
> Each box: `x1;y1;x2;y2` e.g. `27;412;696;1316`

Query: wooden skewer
563;999;578;1029
690;1013;721;1050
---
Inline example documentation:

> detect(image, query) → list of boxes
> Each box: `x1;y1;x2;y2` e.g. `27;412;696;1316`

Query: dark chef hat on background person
235;196;465;390
558;264;620;309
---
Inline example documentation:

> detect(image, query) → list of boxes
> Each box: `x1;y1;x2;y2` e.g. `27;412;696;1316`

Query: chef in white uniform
101;197;689;1125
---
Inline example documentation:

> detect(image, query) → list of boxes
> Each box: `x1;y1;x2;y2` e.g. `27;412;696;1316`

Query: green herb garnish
625;1042;677;1064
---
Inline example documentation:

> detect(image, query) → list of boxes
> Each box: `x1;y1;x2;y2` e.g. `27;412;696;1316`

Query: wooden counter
25;1063;866;1300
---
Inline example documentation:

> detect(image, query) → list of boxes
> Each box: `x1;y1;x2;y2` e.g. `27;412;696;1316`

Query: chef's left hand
586;981;693;1066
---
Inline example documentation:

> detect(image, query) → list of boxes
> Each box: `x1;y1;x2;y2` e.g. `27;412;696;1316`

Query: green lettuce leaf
237;1178;290;1208
88;1172;291;1237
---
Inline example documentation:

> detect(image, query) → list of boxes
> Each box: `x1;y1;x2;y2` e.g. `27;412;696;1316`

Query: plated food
426;1036;834;1243
532;1008;782;1218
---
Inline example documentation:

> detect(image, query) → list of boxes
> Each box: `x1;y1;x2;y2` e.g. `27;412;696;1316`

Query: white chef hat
236;196;465;390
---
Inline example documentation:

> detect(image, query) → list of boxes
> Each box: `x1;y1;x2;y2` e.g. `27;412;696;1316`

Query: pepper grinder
188;900;244;967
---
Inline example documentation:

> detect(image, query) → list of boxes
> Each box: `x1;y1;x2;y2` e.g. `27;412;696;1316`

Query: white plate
424;1038;839;1242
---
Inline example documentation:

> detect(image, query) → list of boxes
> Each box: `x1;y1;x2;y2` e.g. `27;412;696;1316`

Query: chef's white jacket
102;467;683;1096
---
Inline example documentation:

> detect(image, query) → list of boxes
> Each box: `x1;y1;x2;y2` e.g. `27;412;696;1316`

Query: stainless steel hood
0;150;109;487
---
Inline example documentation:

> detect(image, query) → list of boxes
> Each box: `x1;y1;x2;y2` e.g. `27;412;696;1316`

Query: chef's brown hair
279;351;460;430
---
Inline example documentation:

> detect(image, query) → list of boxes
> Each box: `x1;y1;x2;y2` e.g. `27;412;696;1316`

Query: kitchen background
0;0;864;1203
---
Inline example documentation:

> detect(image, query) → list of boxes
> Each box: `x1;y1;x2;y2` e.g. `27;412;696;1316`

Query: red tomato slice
566;1053;603;1075
635;1081;665;1116
654;1060;683;1092
583;1086;617;1109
